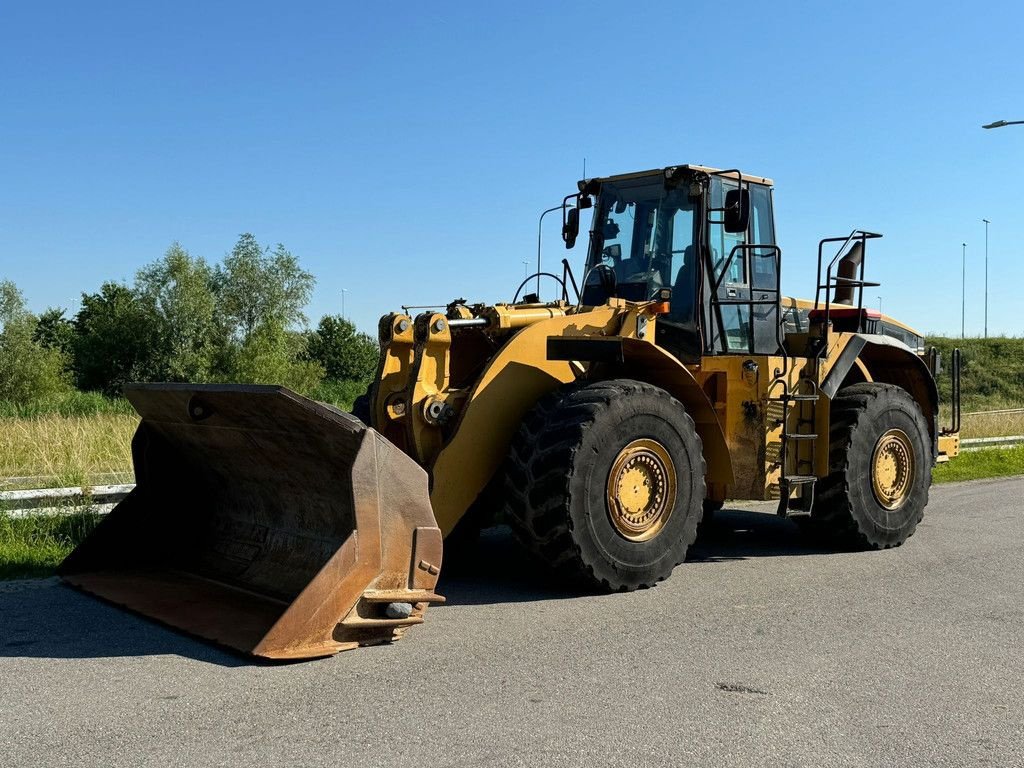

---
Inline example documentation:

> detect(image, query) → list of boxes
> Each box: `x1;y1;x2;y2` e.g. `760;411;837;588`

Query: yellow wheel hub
871;429;915;510
606;439;677;541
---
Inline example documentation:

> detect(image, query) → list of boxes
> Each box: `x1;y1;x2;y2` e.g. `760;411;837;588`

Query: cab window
749;184;778;290
709;179;746;284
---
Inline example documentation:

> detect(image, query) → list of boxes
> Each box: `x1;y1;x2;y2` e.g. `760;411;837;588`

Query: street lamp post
961;243;967;339
982;219;990;338
877;296;882;316
982;119;1024;129
342;288;348;321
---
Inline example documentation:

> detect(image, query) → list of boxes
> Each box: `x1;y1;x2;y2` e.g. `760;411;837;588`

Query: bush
224;321;325;395
305;314;379;382
310;379;370;411
0;281;72;405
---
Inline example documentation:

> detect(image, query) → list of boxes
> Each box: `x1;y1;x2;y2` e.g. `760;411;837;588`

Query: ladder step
768;393;818;403
784;433;818;440
783;475;817;484
829;277;882;287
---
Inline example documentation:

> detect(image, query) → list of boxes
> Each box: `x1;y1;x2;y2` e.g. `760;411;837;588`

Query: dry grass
0;413;136;489
958;409;1024;439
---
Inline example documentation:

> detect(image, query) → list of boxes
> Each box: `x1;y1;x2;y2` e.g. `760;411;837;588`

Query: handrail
708;242;784;358
812;230;883;346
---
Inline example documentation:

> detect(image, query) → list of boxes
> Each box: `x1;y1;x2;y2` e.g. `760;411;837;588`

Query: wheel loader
60;164;961;660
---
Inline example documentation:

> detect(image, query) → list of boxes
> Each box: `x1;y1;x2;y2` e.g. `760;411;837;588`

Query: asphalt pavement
2;477;1022;767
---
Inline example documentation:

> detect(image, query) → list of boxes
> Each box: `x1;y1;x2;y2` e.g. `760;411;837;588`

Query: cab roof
587;164;774;188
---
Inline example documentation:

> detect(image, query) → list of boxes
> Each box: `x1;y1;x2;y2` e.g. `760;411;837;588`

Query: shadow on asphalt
0;582;247;667
0;508;835;661
439;508;837;606
688;508;836;563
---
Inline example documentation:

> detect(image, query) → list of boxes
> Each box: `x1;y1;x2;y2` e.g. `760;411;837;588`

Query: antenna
583;157;586;178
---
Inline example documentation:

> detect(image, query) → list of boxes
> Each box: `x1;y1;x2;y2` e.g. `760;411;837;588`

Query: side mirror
562;207;580;249
723;188;750;233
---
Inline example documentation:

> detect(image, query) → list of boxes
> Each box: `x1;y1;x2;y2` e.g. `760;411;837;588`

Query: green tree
0;280;71;404
33;307;76;357
0;280;23;320
215;234;315;341
73;282;163;395
306;314;379;382
136;243;220;381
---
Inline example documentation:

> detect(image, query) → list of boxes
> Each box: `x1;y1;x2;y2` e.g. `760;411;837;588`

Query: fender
427;308;618;535
426;308;732;536
821;333;939;439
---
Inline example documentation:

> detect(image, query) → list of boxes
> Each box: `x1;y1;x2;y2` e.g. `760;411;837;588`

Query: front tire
502;379;705;591
810;383;931;549
351;389;372;426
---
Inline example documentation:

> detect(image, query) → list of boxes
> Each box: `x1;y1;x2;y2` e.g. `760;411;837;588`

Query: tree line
0;234;378;407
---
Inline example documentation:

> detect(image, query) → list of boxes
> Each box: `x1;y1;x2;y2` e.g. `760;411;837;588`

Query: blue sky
2;1;1022;338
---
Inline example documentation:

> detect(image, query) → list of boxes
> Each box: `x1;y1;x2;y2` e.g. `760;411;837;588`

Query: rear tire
810;383;931;549
503;379;705;591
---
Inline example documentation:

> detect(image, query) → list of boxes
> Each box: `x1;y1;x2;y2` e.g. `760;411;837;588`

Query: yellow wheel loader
60;164;961;660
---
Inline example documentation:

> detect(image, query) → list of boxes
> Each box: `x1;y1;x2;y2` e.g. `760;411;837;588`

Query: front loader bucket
59;384;444;661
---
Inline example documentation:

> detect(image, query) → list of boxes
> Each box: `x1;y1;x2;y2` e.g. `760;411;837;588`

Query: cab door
706;178;780;355
747;184;781;354
708;177;751;353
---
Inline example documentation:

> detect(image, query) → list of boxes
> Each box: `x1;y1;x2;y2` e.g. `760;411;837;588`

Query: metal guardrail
962;408;1024;417
960;435;1024;451
0;484;133;519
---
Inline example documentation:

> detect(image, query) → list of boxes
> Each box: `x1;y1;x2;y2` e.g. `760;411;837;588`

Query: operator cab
577;165;780;362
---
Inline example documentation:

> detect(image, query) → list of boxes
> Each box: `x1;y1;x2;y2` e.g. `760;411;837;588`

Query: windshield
583;178;698;323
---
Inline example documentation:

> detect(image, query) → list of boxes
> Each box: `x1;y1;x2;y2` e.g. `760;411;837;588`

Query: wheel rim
606;438;677;541
871;428;915;510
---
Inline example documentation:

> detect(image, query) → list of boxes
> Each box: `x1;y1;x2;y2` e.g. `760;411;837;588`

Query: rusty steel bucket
59;384;444;661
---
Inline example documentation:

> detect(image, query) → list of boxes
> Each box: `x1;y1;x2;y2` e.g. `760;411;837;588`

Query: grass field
931;446;1024;484
928;335;1024;413
0;413;136;489
958;409;1024;439
0;510;101;580
0;381;365;489
0;390;135;419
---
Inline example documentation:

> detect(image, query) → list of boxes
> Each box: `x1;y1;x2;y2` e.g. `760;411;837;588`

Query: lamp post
961;243;966;339
522;260;529;278
877;296;882;316
342;288;348;321
982;119;1024;129
982;219;990;338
